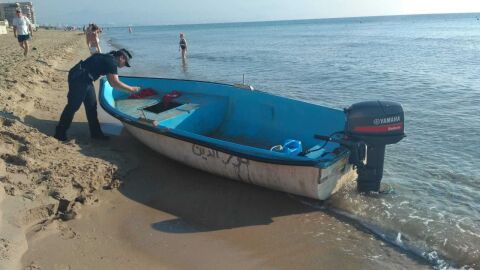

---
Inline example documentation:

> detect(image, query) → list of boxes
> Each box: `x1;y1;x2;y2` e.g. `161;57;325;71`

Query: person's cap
118;48;132;67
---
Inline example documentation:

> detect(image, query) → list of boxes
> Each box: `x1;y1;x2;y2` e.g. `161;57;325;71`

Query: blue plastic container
283;139;302;156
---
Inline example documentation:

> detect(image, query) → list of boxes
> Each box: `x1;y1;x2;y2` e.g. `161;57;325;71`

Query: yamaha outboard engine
345;101;405;192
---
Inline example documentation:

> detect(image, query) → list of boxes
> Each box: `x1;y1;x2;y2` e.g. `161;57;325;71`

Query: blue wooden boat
99;76;405;200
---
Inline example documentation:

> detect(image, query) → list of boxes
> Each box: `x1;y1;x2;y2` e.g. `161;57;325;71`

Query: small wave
189;53;254;63
297;197;459;269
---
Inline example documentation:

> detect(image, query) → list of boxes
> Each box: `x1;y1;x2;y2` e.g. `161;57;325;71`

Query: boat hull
123;122;357;200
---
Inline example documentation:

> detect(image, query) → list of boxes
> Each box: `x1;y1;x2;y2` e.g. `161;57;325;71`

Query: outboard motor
345;101;405;192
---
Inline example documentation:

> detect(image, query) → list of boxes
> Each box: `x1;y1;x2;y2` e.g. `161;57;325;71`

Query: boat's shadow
25;115;319;233
113;130;319;233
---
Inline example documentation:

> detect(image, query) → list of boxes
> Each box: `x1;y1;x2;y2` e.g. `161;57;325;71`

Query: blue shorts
17;35;30;42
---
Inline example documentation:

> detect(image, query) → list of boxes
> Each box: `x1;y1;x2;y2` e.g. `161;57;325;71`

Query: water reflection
181;58;188;74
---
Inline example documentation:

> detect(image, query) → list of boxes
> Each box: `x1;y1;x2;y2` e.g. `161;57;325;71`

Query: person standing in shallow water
179;33;187;60
12;8;33;56
54;49;140;141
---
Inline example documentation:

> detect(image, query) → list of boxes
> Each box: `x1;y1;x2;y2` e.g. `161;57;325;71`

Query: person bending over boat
54;49;140;141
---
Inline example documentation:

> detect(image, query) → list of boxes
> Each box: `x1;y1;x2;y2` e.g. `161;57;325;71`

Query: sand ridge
0;29;133;270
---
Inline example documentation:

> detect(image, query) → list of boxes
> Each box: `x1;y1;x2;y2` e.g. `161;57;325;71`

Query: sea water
101;13;480;269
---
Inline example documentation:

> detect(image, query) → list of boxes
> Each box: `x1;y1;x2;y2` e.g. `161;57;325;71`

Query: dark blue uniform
55;53;118;141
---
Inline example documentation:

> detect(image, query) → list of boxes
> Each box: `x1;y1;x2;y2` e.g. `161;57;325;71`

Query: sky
19;0;480;26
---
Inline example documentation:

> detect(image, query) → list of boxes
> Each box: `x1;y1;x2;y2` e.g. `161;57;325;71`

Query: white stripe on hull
124;123;357;200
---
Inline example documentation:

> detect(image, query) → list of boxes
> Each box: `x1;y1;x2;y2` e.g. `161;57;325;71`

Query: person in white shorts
86;24;101;54
12;8;33;56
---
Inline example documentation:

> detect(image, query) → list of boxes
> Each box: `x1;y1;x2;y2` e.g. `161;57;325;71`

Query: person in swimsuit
86;24;101;54
179;33;187;60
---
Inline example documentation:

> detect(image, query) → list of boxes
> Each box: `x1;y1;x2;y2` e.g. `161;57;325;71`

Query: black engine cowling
344;101;405;192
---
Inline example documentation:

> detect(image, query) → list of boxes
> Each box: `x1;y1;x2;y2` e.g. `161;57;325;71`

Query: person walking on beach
179;33;188;60
12;8;33;56
86;24;101;54
54;49;140;141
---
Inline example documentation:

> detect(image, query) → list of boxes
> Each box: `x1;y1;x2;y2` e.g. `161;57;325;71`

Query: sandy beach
0;29;431;269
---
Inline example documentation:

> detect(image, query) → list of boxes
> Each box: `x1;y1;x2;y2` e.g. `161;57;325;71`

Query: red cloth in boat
162;90;182;108
128;88;157;99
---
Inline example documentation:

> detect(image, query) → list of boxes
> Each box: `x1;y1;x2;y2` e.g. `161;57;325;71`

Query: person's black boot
54;127;68;141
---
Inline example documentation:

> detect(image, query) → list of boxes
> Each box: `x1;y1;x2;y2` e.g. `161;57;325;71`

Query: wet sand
1;29;431;269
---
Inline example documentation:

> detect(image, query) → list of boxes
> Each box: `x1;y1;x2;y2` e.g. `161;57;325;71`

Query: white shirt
12;15;32;36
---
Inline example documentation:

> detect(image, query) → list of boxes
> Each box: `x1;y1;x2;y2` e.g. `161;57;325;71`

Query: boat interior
100;77;349;164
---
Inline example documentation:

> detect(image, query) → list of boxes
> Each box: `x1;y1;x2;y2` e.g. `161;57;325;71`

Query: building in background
0;20;8;34
0;2;36;26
